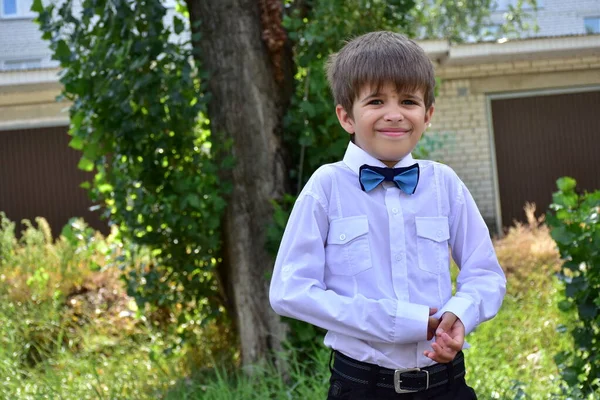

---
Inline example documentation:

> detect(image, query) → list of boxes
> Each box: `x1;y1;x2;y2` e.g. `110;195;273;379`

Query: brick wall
490;0;600;37
430;54;600;232
0;17;57;69
0;1;183;71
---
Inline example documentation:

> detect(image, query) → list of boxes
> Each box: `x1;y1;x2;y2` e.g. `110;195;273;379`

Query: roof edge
418;34;600;66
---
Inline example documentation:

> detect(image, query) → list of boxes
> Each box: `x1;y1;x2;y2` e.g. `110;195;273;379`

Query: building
0;0;98;235
0;0;180;235
421;0;600;232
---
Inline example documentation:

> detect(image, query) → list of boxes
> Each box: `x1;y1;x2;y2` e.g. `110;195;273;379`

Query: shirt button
339;234;346;241
437;230;443;238
395;254;402;261
392;208;398;214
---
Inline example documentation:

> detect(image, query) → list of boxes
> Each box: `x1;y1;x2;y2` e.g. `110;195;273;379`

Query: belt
331;350;466;394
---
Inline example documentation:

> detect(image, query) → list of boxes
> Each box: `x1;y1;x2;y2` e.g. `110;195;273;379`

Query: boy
269;31;506;399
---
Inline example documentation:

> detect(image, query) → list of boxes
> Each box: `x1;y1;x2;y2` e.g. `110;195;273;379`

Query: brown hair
326;31;435;115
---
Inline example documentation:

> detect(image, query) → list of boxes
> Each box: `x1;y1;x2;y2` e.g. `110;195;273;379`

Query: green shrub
0;215;121;370
547;177;600;396
0;214;239;399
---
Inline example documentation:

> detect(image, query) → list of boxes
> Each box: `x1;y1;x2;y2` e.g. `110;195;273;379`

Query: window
584;17;600;34
1;0;35;18
2;0;17;16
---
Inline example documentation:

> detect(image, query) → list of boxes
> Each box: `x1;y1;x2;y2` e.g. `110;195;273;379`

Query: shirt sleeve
439;178;507;335
269;190;429;344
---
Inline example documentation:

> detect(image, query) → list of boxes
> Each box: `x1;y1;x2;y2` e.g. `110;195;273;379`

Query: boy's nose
383;110;404;122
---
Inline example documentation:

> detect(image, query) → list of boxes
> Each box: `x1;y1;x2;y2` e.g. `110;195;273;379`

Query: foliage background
12;0;596;398
548;178;600;396
34;0;230;338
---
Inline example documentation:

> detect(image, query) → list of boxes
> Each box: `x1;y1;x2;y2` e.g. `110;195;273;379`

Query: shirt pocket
415;216;450;275
326;215;373;276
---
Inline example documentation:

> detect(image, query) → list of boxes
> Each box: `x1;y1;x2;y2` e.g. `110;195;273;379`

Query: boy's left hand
423;312;465;364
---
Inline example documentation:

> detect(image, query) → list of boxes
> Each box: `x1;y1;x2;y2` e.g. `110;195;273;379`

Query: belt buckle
393;368;429;393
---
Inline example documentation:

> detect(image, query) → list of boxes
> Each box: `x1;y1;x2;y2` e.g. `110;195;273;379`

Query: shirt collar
342;141;416;176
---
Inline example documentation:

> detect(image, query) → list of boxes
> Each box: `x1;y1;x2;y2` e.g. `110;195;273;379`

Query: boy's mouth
376;128;411;138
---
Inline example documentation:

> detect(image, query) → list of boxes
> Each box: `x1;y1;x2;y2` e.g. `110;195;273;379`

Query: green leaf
69;136;84;150
186;194;202;209
552;192;578;209
556;209;570;221
77;156;94;172
550;225;576;246
31;0;43;13
558;300;573;312
60;219;77;245
55;40;71;62
80;181;91;189
71;111;85;130
557;177;577;192
82;142;100;160
173;16;185;35
578;302;598;319
565;278;587;298
98;183;113;193
300;101;316;117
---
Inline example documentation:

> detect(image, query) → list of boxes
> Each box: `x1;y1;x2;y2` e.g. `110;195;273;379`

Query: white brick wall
0;17;57;69
491;0;600;37
0;0;183;71
430;54;600;231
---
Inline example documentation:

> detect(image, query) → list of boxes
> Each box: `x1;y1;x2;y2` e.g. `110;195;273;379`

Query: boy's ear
336;104;355;134
424;104;434;126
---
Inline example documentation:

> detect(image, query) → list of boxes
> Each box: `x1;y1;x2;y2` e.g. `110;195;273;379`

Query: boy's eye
368;99;383;105
402;99;418;105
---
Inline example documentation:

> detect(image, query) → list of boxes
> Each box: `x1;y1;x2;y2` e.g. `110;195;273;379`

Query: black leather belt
331;350;466;393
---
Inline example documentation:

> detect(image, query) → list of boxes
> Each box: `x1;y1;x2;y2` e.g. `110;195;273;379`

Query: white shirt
269;142;506;369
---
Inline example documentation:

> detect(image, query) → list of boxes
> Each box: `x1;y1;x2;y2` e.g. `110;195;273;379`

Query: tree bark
186;0;292;366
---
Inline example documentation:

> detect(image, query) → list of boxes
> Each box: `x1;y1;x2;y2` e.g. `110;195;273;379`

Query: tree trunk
186;0;292;367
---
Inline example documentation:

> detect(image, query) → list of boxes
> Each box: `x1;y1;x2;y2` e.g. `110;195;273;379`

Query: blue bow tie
359;163;420;194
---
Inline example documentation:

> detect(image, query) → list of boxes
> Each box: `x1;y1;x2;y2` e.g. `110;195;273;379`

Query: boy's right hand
424;312;465;363
427;307;439;341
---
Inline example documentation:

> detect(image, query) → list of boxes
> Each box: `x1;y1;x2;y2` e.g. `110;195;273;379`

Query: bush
547;177;600;396
0;214;125;369
0;213;239;399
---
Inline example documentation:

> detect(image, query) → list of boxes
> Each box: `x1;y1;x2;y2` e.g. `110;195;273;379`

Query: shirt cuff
439;295;479;335
394;301;429;343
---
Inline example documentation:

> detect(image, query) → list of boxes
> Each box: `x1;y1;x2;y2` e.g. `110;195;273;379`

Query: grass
0;207;597;399
466;205;576;399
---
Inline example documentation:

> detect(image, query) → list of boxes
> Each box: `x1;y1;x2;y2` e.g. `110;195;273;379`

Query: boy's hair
326;31;435;115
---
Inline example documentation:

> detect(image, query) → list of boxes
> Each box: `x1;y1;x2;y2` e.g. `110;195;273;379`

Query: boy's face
336;82;434;167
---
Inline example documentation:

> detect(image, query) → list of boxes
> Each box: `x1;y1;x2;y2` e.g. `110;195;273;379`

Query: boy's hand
427;307;439;341
424;312;465;363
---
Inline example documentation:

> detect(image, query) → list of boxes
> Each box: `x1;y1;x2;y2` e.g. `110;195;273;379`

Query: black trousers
326;365;477;400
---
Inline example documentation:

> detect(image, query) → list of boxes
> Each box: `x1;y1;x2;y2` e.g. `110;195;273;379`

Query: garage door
0;125;108;236
491;89;600;228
